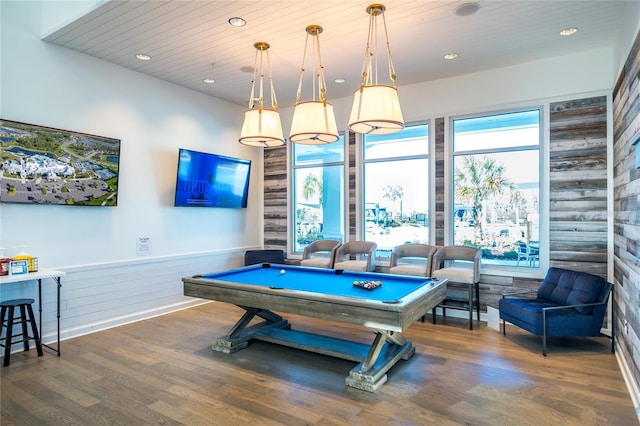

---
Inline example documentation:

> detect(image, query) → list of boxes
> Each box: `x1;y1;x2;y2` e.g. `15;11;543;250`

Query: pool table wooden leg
345;329;415;392
212;306;290;354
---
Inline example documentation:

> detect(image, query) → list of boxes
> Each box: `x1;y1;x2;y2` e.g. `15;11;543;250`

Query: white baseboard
616;340;640;422
51;299;210;344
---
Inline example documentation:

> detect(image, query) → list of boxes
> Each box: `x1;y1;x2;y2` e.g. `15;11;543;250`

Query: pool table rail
183;274;446;332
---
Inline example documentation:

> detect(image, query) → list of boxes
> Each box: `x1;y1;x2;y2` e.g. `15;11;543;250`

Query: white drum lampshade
348;85;404;135
348;4;404;135
238;41;285;147
289;101;339;144
239;108;284;147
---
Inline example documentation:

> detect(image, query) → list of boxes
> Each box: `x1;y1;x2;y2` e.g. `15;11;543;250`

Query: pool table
183;263;447;391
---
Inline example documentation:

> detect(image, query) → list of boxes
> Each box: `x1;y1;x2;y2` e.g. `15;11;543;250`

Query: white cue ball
280;269;286;275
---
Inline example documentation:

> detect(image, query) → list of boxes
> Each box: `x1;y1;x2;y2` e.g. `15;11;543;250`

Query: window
452;109;540;268
292;135;345;253
362;123;430;259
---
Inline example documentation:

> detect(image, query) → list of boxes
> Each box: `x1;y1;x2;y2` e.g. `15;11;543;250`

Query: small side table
0;268;64;356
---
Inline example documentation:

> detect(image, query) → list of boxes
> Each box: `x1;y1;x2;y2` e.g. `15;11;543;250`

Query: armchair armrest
541;300;608;312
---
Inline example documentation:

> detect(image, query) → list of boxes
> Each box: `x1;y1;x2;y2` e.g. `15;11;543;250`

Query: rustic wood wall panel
613;28;640;401
348;131;357;241
434;117;445;246
263;146;287;250
549;96;608;277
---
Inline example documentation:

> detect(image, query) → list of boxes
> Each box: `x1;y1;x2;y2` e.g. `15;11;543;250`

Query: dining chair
300;240;342;269
332;241;377;272
388;243;438;277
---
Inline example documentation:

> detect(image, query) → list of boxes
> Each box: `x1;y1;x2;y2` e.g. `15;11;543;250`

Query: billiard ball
280;269;286;275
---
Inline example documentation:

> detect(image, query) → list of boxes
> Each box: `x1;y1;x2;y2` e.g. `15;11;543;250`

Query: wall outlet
623;319;629;335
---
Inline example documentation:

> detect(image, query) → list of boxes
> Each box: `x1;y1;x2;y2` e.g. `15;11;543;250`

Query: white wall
0;1;263;342
1;1;263;268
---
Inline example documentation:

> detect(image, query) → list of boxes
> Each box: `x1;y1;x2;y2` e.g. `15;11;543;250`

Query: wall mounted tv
174;148;251;208
0;119;120;206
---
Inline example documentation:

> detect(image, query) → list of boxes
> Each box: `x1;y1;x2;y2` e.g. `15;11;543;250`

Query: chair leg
475;282;481;322
4;306;15;367
468;283;473;330
0;306;6;365
542;309;548;356
19;305;30;352
431;307;436;324
25;304;43;357
502;319;506;335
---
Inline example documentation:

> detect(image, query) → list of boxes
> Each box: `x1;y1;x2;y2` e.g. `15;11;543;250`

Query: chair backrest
536;267;609;314
389;243;437;275
518;241;528;254
302;240;342;259
333;241;377;271
433;245;481;282
301;240;342;267
244;249;285;266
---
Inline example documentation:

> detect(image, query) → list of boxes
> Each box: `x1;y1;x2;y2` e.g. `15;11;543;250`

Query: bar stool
0;298;43;366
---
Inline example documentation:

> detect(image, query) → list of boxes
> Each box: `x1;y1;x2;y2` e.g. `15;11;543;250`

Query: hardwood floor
1;302;636;425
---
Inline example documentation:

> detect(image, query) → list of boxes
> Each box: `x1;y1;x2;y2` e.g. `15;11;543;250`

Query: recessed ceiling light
228;17;246;27
203;78;215;84
455;3;480;16
135;53;151;61
443;53;459;60
560;27;578;36
334;78;346;84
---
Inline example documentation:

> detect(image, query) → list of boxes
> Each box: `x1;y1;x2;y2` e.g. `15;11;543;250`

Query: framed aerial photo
0;119;120;206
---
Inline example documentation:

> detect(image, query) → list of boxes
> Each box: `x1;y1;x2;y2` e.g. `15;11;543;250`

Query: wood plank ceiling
43;1;633;108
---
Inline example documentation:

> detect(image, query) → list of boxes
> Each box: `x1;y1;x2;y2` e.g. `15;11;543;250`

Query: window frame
289;132;347;256
447;107;545;275
359;121;433;261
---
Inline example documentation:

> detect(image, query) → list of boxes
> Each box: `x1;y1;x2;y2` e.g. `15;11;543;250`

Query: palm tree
302;173;322;204
455;156;511;240
383;185;404;220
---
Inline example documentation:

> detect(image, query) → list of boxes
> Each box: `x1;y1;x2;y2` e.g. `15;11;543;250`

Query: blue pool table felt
198;263;436;302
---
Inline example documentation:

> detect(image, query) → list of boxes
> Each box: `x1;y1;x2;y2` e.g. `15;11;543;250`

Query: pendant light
289;25;339;144
348;4;404;135
239;42;285;147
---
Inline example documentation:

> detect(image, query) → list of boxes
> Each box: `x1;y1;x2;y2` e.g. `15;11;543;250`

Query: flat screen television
174;148;251;208
0;118;120;206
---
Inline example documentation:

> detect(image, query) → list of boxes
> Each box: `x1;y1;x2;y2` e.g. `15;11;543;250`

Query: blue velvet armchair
499;267;613;356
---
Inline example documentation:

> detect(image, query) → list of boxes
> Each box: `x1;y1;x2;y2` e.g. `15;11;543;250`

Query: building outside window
451;109;541;267
362;123;430;259
292;134;345;253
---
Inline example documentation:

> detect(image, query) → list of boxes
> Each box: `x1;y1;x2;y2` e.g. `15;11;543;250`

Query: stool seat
1;298;43;366
1;298;36;307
